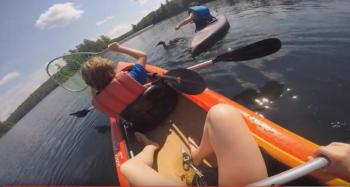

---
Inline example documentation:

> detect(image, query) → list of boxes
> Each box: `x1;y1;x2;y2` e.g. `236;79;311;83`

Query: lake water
1;0;350;185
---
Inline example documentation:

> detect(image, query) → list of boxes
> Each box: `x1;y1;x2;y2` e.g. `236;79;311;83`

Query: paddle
70;68;206;117
249;157;329;186
70;38;282;117
69;106;94;117
161;68;206;95
188;38;282;70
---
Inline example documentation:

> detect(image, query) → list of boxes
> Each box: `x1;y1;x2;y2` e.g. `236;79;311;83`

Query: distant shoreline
112;0;214;44
117;25;154;43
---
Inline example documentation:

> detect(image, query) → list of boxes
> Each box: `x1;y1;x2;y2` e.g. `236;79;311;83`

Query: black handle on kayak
120;119;134;158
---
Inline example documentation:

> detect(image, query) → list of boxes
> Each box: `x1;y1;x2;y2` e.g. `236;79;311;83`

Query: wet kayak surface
1;0;350;185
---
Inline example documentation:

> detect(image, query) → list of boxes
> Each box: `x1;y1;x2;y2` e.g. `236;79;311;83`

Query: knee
120;160;133;176
207;104;243;127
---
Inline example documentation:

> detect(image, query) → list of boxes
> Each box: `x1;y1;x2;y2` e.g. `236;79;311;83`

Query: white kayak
189;15;230;56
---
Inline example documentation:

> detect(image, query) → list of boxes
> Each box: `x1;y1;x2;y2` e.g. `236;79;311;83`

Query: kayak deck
127;95;210;185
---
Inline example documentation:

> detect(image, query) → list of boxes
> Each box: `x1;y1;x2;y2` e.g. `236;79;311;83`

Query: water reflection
233;81;284;111
329;121;350;135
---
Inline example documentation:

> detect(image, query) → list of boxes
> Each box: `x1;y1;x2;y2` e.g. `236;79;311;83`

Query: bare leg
188;120;213;166
120;132;183;186
189;104;267;185
130;132;160;167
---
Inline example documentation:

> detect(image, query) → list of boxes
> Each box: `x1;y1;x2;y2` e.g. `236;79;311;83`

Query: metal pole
249;157;329;186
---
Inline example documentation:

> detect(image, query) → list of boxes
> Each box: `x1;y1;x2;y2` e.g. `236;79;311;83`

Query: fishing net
46;51;128;92
46;52;99;92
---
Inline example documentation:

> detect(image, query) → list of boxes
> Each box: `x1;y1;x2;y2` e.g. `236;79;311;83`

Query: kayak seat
121;82;178;132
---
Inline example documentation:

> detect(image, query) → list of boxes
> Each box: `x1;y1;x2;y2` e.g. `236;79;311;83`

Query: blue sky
0;0;166;121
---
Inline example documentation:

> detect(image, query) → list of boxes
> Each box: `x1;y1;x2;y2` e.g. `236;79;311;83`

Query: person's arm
175;13;195;30
108;42;147;67
315;142;350;181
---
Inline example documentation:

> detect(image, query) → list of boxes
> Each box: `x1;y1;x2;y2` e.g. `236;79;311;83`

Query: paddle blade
214;38;281;62
69;109;91;117
165;68;206;95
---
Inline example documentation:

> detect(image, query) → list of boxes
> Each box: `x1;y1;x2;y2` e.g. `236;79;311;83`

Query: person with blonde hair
81;42;148;119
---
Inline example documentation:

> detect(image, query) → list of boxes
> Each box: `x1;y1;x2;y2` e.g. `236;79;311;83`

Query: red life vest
92;71;146;119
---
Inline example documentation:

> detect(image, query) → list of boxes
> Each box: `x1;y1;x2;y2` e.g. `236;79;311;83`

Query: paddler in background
175;2;217;32
81;42;148;120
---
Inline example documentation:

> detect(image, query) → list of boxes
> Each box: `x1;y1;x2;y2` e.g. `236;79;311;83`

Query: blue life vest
189;6;216;31
129;64;147;84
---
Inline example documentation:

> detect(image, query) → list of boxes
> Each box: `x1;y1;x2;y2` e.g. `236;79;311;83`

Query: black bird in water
155;37;186;49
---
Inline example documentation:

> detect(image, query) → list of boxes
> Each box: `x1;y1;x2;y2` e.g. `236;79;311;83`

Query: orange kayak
110;62;349;186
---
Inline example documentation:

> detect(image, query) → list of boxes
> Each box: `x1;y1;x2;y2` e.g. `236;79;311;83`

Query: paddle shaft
188;59;214;70
249;157;329;186
148;72;205;85
147;73;180;83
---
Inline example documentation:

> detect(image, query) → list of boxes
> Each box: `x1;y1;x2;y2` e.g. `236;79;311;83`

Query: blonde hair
81;56;115;91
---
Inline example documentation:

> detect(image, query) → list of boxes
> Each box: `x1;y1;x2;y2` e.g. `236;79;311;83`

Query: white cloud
35;2;84;29
96;16;115;26
107;24;132;38
0;72;20;86
130;0;150;5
